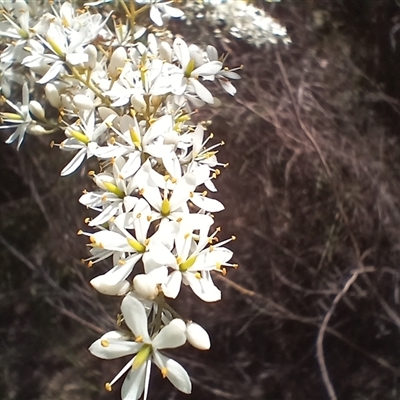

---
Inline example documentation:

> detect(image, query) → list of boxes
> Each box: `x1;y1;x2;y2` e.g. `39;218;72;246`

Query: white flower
169;37;223;105
157;224;234;302
89;295;191;399
0;83;31;149
136;0;184;26
85;200;179;286
59;111;117;176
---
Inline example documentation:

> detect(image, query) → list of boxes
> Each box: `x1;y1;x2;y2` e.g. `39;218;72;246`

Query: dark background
1;1;400;399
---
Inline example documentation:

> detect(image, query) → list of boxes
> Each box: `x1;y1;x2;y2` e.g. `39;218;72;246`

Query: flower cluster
183;0;291;47
0;0;285;398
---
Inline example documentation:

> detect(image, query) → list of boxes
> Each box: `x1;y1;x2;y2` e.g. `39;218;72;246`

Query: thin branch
316;266;375;400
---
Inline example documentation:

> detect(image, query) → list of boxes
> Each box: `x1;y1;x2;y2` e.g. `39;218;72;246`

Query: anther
77;230;83;235
105;382;112;392
101;339;109;347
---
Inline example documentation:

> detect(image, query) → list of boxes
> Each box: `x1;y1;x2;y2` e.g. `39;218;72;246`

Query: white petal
219;78;237;96
60;147;86;176
162;270;182;299
89;332;142;359
123;196;139;212
103;254;142;285
173;37;190;71
192;61;222;77
89;203;120;226
185;272;221;302
169;173;196;211
191;79;214;104
121;361;148;400
121;295;151;342
163;4;184;18
37;61;63;84
147;244;176;268
150;5;163;26
172;213;213;231
153;353;192;394
152;323;186;350
91;230;129;251
190;194;224;212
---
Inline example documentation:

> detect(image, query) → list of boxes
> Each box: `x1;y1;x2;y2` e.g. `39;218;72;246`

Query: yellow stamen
105;382;112;392
101;340;109;347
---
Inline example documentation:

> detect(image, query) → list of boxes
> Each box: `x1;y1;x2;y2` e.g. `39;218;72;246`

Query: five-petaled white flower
89;295;191;400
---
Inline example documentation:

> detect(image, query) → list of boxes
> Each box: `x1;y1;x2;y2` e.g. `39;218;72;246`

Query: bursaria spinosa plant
0;0;288;398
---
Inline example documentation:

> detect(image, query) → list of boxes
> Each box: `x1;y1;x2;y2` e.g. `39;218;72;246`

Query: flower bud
186;322;210;350
84;44;97;70
130;95;146;113
45;83;61;109
108;47;126;80
133;274;158;300
61;94;73;109
73;94;94;110
29;100;45;120
90;275;130;296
